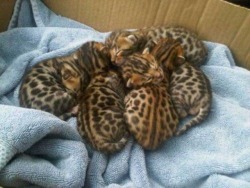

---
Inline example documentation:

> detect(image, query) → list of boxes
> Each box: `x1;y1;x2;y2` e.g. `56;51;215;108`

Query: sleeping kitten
19;41;111;120
105;25;207;66
77;71;129;153
170;62;212;136
114;48;164;88
123;39;183;149
151;38;212;136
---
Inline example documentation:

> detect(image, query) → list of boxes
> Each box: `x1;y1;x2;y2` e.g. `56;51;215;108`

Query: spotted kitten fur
19;52;81;120
170;62;212;136
143;26;207;65
77;71;129;153
105;25;207;66
124;79;179;150
114;48;164;88
151;38;185;73
123;40;182;150
19;41;110;120
151;38;212;136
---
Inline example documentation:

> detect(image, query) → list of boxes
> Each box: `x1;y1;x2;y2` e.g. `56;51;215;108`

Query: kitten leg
189;107;200;116
70;105;79;116
176;108;188;119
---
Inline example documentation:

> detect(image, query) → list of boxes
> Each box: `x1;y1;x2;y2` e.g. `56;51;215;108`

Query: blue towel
0;0;250;187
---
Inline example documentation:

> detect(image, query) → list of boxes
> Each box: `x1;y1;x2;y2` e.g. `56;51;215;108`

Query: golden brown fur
77;71;129;153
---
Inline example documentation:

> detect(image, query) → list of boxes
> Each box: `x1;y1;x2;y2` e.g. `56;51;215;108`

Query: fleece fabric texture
0;0;249;187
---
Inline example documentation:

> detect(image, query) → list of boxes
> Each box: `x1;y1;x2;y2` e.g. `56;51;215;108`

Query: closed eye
116;49;122;56
149;62;158;69
145;76;152;82
63;73;72;80
72;72;78;77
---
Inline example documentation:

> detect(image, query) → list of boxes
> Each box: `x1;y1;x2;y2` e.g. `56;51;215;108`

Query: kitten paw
71;105;79;116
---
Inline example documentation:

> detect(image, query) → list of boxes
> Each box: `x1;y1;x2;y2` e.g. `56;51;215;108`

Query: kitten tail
97;131;129;153
174;102;211;136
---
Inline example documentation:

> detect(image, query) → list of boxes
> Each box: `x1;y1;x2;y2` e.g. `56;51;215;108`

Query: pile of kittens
19;25;212;153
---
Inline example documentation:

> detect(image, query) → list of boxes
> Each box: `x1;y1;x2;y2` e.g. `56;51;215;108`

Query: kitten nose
154;71;164;83
111;54;116;62
154;71;162;78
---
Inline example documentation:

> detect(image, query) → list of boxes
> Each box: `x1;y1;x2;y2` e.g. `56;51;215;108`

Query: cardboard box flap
1;0;249;69
43;0;249;69
197;0;250;68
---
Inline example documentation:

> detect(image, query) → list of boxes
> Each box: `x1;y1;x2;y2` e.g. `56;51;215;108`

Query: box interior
0;0;249;69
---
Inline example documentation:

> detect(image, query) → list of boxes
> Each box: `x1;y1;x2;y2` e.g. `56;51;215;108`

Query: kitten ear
142;47;150;55
175;56;185;66
126;35;137;44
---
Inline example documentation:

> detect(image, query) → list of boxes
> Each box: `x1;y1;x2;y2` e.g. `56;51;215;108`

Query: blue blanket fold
0;0;250;187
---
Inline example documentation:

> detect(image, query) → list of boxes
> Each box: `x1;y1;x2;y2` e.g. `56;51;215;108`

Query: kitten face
115;49;164;88
106;30;146;62
80;41;111;74
60;63;81;93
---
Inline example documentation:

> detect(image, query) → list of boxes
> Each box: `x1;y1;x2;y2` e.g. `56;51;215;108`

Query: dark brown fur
105;26;207;66
114;48;164;88
124;80;179;150
170;62;212;136
19;41;110;120
77;71;129;153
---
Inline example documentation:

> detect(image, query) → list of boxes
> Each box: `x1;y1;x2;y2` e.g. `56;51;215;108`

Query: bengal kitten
114;48;164;88
170;62;212;136
124;79;179;150
150;38;212;136
123;41;183;150
77;71;129;153
105;25;207;66
19;41;110;120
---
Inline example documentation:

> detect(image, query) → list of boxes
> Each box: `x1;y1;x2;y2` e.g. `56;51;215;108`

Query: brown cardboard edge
0;0;16;32
1;0;249;69
197;0;250;69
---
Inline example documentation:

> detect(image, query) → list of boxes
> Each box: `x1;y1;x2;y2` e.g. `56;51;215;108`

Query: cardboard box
0;0;249;69
0;0;15;32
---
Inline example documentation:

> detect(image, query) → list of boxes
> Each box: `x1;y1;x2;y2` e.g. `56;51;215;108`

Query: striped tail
96;131;129;153
174;102;211;136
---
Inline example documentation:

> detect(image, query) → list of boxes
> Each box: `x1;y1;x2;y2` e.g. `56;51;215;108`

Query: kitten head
115;48;164;88
105;30;146;62
151;38;185;72
54;42;111;94
80;41;111;74
59;55;81;93
52;52;82;94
